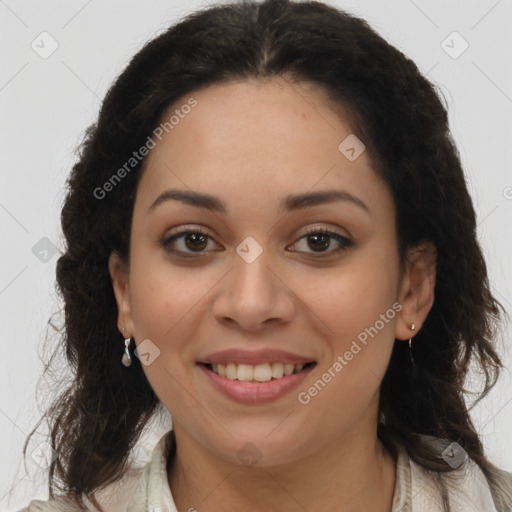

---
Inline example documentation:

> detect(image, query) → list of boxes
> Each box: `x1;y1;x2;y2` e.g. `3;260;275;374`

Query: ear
394;241;437;341
108;250;134;337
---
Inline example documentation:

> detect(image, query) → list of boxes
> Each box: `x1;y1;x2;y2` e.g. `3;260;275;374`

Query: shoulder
409;449;512;512
491;466;512;512
15;434;170;512
389;434;512;512
17;467;145;512
16;497;85;512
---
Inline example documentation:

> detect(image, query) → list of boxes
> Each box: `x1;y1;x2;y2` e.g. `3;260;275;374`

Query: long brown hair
22;1;510;510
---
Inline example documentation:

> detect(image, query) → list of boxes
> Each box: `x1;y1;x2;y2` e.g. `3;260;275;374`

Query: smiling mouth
200;361;316;382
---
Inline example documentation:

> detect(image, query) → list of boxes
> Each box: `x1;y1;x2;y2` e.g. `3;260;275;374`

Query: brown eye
161;229;221;256
306;233;331;252
290;228;353;255
183;232;208;251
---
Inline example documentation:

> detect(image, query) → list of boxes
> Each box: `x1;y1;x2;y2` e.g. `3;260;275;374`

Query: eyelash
160;226;353;258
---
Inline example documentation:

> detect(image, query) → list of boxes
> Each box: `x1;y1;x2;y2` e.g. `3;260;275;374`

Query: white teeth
226;363;237;380
210;362;309;381
237;364;253;381
272;363;284;378
253;363;272;382
284;363;295;376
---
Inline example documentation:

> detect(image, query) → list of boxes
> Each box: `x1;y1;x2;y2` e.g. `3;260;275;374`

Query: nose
212;245;295;333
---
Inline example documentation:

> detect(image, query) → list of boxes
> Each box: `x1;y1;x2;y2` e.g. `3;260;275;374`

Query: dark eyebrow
147;189;370;215
282;190;370;215
148;189;227;213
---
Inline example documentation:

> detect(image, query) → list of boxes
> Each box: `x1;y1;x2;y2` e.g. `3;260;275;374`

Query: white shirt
20;429;511;511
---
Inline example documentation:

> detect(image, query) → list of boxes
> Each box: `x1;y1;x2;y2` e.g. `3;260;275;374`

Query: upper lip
199;348;316;366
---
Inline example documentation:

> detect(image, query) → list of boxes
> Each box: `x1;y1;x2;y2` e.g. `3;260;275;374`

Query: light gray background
1;0;511;510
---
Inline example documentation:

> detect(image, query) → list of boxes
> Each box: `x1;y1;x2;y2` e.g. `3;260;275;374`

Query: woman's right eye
161;229;222;257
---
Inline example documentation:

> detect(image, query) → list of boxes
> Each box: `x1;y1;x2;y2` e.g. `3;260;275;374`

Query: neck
167;425;396;512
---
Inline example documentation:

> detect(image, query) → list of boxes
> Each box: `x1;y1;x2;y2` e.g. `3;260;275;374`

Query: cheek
127;259;206;409
129;254;203;339
295;251;399;344
126;267;200;395
293;249;399;414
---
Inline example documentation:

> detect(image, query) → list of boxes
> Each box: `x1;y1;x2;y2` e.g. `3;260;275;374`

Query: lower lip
198;363;316;404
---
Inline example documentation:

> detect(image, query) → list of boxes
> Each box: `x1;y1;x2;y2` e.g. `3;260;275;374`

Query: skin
110;77;436;512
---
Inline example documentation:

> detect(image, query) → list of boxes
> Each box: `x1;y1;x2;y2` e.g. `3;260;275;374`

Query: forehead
135;78;391;219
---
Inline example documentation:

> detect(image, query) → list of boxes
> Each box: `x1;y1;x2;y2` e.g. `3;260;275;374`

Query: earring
121;327;132;367
409;323;416;364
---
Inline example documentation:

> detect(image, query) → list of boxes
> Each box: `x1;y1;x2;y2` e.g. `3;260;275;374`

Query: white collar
126;430;500;512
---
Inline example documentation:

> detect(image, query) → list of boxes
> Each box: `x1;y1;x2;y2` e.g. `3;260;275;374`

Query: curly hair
23;0;510;510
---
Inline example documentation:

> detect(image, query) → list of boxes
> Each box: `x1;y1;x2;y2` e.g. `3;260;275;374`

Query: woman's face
110;78;429;466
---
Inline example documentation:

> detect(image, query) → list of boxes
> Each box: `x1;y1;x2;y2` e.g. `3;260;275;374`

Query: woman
19;0;512;510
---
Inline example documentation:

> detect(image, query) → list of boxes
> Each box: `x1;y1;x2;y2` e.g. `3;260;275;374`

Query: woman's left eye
160;227;353;257
290;228;353;255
